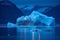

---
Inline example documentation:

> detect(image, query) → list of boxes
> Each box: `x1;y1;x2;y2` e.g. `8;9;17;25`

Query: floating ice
7;22;16;28
29;11;55;26
15;11;55;26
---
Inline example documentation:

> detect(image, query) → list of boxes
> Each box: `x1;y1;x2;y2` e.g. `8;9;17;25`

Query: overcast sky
10;0;60;6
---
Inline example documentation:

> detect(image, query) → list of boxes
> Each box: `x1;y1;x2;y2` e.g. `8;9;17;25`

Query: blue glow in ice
29;11;40;23
16;16;24;23
8;11;55;29
29;11;55;26
16;16;31;25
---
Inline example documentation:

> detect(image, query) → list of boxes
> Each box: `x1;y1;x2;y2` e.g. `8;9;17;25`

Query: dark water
0;26;55;40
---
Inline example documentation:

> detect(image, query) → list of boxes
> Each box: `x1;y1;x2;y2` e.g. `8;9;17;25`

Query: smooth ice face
39;16;55;26
29;11;40;23
29;11;55;26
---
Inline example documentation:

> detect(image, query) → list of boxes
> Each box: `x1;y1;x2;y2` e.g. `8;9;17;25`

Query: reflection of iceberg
7;22;36;32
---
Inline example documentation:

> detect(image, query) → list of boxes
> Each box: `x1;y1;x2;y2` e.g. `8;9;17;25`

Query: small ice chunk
7;22;16;28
